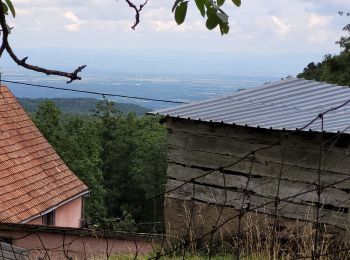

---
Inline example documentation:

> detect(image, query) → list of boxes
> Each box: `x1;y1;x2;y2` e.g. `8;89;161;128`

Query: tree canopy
32;100;167;231
298;19;350;87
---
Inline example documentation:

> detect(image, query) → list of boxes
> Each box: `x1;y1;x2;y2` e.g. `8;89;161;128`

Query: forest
31;100;167;232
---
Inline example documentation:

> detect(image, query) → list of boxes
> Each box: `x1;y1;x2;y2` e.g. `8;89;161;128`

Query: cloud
63;11;84;32
15;8;33;16
302;0;350;15
150;20;184;32
149;19;205;33
255;16;292;38
5;0;346;54
308;13;331;28
64;11;80;23
271;16;291;37
64;24;80;32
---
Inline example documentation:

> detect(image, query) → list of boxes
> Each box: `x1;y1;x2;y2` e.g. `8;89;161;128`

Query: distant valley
1;67;276;110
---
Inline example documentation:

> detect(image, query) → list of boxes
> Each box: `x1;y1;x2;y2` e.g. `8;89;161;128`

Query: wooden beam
166;179;348;229
167;163;350;208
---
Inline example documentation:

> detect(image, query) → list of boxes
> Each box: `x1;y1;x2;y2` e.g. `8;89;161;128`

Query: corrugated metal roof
151;77;350;133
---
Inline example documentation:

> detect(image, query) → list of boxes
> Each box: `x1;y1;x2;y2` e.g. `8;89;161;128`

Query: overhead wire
0;79;188;105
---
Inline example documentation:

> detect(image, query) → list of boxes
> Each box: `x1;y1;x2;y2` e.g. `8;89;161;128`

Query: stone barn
151;77;350;242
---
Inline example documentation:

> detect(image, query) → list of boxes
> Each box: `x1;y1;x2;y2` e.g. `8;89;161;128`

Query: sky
1;0;350;77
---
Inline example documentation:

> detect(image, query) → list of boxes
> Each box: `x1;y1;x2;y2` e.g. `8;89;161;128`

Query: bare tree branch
0;0;86;83
124;0;149;30
0;0;150;82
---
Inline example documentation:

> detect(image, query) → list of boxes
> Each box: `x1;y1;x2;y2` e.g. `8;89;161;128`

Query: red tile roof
0;85;88;223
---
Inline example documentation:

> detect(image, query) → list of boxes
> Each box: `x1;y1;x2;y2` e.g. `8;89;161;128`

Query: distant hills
18;98;150;116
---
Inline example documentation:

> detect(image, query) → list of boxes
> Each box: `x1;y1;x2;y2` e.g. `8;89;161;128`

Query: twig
0;0;86;83
124;0;149;29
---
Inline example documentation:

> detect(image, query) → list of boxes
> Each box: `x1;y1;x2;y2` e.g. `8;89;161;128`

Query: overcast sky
0;0;348;80
5;0;349;54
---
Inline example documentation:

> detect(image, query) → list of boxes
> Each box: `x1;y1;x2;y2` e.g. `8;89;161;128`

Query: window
42;210;55;226
0;236;12;244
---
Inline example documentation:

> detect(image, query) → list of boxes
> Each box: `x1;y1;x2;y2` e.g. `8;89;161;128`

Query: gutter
20;190;90;224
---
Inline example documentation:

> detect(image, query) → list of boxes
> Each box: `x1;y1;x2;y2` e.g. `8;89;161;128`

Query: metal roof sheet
151;77;350;134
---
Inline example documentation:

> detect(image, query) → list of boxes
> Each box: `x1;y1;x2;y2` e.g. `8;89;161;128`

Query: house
0;85;89;228
151;77;350;241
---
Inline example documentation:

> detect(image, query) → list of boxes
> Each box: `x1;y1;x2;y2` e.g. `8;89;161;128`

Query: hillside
298;23;350;86
18;98;150;116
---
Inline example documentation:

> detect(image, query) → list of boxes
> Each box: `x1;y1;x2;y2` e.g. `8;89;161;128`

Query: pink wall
55;197;83;228
0;223;158;259
27;216;42;225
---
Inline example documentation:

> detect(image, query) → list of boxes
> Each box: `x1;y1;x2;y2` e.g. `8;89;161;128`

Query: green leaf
195;0;205;17
174;1;188;25
232;0;241;7
2;3;8;16
4;0;15;17
206;6;216;17
172;0;182;12
206;13;219;30
217;0;225;6
217;12;228;23
219;21;229;35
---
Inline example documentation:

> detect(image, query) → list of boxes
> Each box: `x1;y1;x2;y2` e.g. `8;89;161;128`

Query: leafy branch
337;11;350;52
172;0;241;35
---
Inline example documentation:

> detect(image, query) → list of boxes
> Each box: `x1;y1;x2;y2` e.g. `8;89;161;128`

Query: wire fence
128;93;350;259
2;80;350;259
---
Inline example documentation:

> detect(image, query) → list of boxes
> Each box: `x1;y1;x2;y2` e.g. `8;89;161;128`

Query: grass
111;256;234;260
110;205;349;260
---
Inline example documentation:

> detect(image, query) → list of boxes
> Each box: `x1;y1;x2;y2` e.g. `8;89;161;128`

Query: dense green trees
33;101;107;222
95;101;167;227
298;23;350;86
32;100;167;230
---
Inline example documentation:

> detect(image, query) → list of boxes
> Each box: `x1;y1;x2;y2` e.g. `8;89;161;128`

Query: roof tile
0;85;88;223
